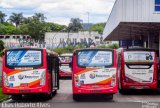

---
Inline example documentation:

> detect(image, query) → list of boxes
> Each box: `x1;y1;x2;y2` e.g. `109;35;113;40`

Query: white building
45;31;110;48
0;35;31;48
103;0;160;59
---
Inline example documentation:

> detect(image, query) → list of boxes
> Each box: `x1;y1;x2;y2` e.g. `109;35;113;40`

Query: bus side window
48;55;60;74
53;57;56;73
69;56;73;71
47;55;53;73
55;57;60;73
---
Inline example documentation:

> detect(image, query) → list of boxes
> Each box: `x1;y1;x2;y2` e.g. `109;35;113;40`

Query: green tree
53;45;76;54
19;24;29;34
0;23;6;34
0;11;6;23
89;23;106;34
0;12;69;41
33;13;46;22
0;40;4;56
0;23;17;35
27;20;45;41
8;13;24;28
68;18;82;32
44;22;67;32
97;43;119;49
23;17;33;24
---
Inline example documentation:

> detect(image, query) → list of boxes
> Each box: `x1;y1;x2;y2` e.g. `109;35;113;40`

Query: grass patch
0;87;9;101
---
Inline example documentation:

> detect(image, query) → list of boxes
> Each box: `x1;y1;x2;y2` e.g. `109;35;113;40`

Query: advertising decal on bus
7;50;42;67
124;51;155;83
4;50;45;88
124;51;154;62
4;69;45;88
76;51;116;86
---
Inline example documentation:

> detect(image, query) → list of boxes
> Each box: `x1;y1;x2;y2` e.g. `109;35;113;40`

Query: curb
0;96;11;103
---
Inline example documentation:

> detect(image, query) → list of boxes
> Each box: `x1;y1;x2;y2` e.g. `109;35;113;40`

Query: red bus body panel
120;49;158;90
2;49;52;94
59;56;72;77
72;49;118;95
59;62;72;77
59;71;72;77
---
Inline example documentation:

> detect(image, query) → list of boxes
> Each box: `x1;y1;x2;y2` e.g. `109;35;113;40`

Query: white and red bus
2;48;59;100
119;48;158;93
72;48;118;100
59;53;72;78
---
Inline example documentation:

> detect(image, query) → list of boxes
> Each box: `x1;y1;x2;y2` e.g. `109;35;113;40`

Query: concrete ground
2;80;160;108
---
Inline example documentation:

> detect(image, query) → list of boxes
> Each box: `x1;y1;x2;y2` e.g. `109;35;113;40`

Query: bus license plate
135;86;143;89
20;83;28;87
90;90;101;93
19;90;30;93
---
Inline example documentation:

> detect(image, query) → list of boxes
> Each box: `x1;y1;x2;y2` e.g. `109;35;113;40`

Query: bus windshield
59;56;72;63
124;51;154;63
6;50;42;67
77;50;113;67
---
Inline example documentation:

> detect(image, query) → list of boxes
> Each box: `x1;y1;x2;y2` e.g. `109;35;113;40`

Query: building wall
45;31;105;48
0;35;30;48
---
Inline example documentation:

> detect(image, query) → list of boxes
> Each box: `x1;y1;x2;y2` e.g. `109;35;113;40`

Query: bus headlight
40;71;46;86
110;74;116;87
3;72;9;87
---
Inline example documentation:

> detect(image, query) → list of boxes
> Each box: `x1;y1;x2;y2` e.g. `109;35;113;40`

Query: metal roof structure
103;0;160;41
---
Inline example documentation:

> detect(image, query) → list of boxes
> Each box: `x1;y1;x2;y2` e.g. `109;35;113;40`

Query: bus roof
60;53;73;56
124;48;155;51
5;48;58;57
75;48;115;52
5;47;44;51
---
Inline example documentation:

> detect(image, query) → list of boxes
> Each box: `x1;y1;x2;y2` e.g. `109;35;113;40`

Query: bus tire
45;92;53;100
73;94;79;101
53;90;57;95
11;95;22;100
108;94;113;100
104;94;113;100
119;89;125;94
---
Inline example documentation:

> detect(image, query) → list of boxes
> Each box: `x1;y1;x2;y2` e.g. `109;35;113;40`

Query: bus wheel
108;94;113;100
53;90;57;94
119;89;125;94
45;92;53;100
104;94;113;100
73;94;79;101
11;95;22;100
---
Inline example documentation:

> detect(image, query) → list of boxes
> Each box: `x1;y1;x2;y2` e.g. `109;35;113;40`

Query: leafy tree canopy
68;18;82;32
0;40;4;56
0;12;67;41
89;23;106;34
0;11;6;23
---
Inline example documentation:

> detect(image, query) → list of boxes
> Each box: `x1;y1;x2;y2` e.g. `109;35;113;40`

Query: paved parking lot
2;80;160;108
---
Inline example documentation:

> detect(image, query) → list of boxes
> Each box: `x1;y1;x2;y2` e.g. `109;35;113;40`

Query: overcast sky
0;0;115;25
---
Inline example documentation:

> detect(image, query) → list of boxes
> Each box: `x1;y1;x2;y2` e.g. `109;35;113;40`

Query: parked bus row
71;48;158;100
1;47;159;101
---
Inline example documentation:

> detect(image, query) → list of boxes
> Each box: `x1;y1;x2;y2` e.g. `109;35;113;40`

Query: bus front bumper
59;71;72;77
2;86;50;95
73;86;118;95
